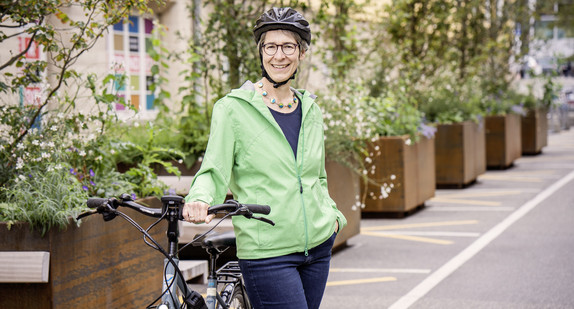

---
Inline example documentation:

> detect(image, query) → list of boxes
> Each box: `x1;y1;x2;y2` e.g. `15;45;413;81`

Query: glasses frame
261;43;300;56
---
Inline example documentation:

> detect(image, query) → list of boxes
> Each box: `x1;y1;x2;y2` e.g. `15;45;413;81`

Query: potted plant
324;84;435;216
0;89;170;307
320;82;370;247
480;90;524;169
362;91;436;216
419;76;486;188
0;1;171;304
517;79;555;155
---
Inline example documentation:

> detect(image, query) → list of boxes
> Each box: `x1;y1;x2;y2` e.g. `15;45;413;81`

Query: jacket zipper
297;118;309;256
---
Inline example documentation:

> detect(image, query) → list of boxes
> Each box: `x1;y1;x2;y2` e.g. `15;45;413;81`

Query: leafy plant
479;88;529;116
108;122;183;197
419;75;484;124
0;164;88;235
0;0;156;232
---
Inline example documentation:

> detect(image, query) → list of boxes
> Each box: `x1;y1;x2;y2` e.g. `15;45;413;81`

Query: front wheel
219;283;251;309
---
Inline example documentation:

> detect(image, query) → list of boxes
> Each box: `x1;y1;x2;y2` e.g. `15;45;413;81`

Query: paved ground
321;127;574;309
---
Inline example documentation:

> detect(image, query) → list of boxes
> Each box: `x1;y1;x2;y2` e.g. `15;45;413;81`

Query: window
109;16;156;113
534;20;554;40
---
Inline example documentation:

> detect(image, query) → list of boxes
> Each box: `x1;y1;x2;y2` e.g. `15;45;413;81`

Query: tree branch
7;3;124;152
0;29;38;71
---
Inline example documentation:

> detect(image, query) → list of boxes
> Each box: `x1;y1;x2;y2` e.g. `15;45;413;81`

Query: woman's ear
299;49;306;61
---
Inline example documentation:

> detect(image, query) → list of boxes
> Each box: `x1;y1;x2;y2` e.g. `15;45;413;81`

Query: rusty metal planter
361;135;435;215
326;160;361;248
521;108;548;155
485;114;522;169
435;120;486;187
0;197;166;309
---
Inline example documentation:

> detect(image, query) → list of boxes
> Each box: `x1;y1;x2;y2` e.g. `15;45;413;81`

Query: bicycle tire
219;283;251;309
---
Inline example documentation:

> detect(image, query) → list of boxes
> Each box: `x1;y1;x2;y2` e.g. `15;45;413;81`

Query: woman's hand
182;201;215;224
335;220;339;234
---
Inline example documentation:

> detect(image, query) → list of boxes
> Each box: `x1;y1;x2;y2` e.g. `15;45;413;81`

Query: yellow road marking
478;175;542;182
330;268;431;274
429;190;530;206
362;231;453;245
326;276;397;287
429;198;500;206
360;220;478;245
433;190;523;199
361;220;478;231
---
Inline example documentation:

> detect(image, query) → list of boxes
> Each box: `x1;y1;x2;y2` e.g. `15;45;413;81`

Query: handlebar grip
87;198;108;209
244;204;271;215
206;202;271;215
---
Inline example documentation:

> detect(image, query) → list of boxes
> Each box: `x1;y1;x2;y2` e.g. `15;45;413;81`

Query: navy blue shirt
269;97;302;158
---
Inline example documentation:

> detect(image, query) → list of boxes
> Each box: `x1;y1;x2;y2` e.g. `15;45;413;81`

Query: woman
183;7;346;309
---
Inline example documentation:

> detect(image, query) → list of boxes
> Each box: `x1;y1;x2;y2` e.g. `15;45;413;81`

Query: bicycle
77;193;275;309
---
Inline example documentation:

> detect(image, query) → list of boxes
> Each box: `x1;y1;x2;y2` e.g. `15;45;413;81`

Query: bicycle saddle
194;231;236;251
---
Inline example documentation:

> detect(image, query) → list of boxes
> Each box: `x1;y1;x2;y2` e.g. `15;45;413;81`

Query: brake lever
76;210;97;220
253;216;275;226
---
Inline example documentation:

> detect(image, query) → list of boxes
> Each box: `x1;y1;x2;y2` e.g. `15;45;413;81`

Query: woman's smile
261;30;305;83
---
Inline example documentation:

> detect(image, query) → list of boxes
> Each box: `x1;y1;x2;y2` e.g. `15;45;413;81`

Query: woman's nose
274;49;287;59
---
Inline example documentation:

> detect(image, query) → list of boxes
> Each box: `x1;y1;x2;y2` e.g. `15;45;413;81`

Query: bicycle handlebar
80;194;274;225
78;194;273;309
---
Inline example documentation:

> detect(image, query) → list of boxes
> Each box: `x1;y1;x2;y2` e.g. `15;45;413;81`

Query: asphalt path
322;128;574;309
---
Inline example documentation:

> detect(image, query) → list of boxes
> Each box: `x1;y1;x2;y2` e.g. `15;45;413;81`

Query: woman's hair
257;30;309;55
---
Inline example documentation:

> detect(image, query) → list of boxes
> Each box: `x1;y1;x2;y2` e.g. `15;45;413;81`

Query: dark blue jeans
238;232;337;309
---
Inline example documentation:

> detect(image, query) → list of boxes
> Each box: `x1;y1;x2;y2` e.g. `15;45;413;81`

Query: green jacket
185;81;347;259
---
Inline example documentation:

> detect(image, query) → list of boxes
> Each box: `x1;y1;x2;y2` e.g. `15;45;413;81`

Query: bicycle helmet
254;7;311;88
253;7;311;45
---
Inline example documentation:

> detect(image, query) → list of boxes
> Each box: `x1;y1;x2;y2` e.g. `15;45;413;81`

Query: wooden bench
179;260;208;283
0;251;50;283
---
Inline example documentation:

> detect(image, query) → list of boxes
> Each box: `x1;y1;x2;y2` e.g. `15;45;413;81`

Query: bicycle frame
159;196;245;309
80;194;273;309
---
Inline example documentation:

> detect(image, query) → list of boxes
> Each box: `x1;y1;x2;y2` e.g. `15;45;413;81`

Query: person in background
182;7;347;309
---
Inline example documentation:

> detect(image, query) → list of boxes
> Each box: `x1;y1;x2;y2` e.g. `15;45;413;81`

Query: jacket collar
228;81;317;120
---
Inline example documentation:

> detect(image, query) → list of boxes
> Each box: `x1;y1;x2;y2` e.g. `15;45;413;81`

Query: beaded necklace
257;82;298;109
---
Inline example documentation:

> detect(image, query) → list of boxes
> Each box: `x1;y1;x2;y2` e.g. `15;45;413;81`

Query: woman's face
261;30;305;83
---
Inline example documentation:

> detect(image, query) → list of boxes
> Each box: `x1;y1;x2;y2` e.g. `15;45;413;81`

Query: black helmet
253;7;311;45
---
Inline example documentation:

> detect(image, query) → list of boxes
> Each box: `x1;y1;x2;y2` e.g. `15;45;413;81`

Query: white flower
78;150;86;156
50;125;58;131
405;138;412;146
18;175;26;181
15;158;24;170
380;186;389;198
41;152;50;159
32;140;40;146
390;174;396;180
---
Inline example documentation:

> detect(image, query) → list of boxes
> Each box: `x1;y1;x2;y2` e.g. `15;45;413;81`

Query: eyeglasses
261;43;299;56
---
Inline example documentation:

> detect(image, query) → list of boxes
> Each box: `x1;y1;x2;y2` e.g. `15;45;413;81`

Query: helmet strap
260;53;297;88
